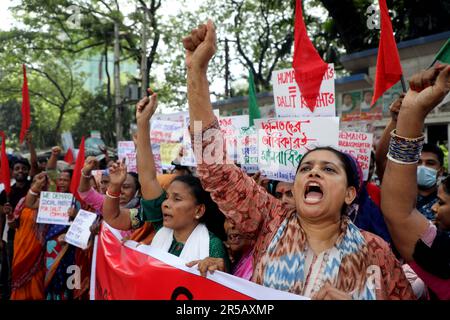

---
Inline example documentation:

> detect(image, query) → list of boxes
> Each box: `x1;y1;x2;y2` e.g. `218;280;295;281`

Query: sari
10;206;48;300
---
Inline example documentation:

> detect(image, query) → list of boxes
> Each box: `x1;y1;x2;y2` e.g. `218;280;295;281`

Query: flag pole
400;75;407;92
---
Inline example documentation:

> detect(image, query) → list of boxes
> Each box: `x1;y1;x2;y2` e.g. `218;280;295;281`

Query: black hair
171;175;226;241
422;143;444;167
442;176;450;195
127;172;141;192
61;169;74;179
296;146;360;215
11;157;31;170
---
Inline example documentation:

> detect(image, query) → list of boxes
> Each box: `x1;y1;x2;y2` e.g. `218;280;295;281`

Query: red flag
20;64;31;143
371;0;403;106
292;0;328;113
0;131;11;195
70;137;85;201
64;148;74;164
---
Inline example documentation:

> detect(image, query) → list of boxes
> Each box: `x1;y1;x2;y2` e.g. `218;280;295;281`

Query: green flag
434;38;450;64
248;70;261;126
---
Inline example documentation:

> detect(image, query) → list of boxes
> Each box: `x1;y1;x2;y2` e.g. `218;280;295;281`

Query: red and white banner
90;223;306;300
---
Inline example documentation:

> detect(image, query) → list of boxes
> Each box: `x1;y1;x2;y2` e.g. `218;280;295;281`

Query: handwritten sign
254;117;340;182
338;131;373;181
237;126;259;173
65;209;98;250
219;115;249;161
37;192;74;225
160;143;182;169
152;143;163;174
118;141;137;173
272;64;336;118
150;120;184;144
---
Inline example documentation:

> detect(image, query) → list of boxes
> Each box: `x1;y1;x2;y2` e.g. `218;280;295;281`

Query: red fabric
0;131;11;195
20;64;31;144
366;182;381;207
70;137;85;202
64;148;74;165
95;224;253;300
371;0;403;106
292;0;328;112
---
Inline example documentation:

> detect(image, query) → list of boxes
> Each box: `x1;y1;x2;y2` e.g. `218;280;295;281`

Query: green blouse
130;192;229;268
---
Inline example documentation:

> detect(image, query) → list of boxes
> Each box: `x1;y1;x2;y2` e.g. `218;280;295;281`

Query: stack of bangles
106;189;121;199
387;129;425;165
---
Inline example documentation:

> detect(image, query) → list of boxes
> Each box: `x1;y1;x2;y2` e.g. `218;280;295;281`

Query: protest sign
219;115;249;161
65;209;98;250
61;131;75;152
153;111;187;123
37;191;73;225
118;141;137;173
237;126;259;173
150;120;183;144
254;117;339;182
91;222;307;300
338;131;373;181
160;143;182;169
152;143;163;174
272;64;335;118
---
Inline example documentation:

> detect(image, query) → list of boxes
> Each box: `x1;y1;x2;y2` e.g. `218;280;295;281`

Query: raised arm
78;157;99;193
183;21;287;236
46;146;61;171
24;173;47;209
25;131;39;177
135;92;163;200
381;65;450;261
101;160;132;230
375;94;404;182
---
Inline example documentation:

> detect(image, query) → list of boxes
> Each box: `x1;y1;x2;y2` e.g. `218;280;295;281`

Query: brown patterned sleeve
365;233;416;300
192;118;285;237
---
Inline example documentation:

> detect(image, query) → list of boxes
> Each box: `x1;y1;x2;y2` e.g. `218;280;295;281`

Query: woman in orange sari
10;175;49;300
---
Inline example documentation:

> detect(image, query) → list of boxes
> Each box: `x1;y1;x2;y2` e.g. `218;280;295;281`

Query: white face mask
417;166;438;189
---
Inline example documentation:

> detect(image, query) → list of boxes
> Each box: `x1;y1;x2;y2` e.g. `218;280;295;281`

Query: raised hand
136;89;158;125
389;93;405;122
402;64;450;119
25;131;33;145
108;159;128;187
183;20;217;72
32;172;48;192
82;156;99;176
51;146;62;156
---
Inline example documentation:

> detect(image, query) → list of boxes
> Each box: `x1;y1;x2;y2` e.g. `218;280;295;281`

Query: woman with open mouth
178;20;415;300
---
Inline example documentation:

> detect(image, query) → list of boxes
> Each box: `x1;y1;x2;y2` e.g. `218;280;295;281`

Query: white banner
272;64;336;118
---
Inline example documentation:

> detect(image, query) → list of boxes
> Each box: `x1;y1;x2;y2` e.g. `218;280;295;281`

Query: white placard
118;141;137;173
272;64;336;118
37;192;73;225
150;120;184;144
254;117;340;182
237;126;259;173
338;131;373;181
219;115;249;161
61;131;75;152
65;209;98;250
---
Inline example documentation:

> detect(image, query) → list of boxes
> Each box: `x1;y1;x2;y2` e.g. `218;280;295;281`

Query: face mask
417;166;438;189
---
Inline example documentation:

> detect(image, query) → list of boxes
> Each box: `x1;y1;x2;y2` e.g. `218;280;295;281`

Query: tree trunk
114;21;123;142
53;102;67;146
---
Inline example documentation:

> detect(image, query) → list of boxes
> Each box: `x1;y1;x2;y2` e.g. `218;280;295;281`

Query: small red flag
20;64;31;143
64;148;74;164
371;0;403;106
292;0;328;113
70;137;85;201
0;131;11;195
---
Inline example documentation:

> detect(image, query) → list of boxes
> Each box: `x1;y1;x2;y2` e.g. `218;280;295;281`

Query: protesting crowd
1;0;450;301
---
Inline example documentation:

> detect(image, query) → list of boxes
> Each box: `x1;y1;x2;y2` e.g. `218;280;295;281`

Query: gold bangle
390;129;425;142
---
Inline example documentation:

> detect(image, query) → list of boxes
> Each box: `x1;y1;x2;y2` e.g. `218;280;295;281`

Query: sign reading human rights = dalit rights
254;117;340;183
37;191;74;225
272;64;335;118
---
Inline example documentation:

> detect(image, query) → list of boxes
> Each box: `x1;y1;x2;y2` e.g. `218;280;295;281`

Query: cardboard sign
37;191;74;225
254;117;340;182
219;115;249;161
65;209;98;250
272;64;336;118
338;131;373;181
118;141;137;173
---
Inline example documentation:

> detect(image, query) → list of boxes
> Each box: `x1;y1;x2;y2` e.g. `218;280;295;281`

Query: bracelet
106;190;121;199
29;189;40;196
81;170;92;178
387;130;425;164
